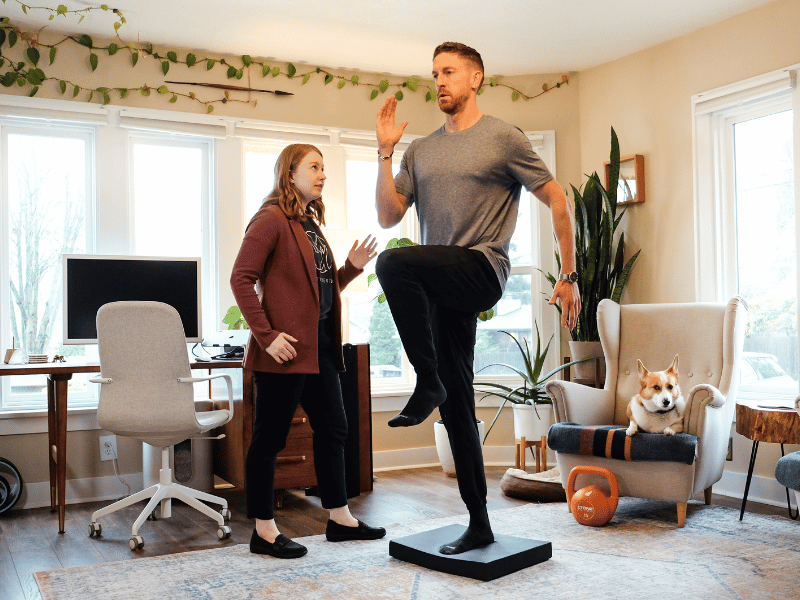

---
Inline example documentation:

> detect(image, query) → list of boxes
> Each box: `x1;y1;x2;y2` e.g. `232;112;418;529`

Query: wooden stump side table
735;399;800;520
515;436;547;473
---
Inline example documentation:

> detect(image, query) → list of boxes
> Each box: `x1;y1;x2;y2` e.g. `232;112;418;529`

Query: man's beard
438;92;466;115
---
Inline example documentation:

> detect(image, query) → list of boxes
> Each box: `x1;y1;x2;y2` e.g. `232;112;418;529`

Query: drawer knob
291;417;308;425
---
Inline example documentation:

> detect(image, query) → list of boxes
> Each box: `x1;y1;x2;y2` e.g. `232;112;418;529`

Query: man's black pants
376;245;503;510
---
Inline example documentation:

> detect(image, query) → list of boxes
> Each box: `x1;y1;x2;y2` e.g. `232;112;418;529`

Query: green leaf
378;79;388;93
131;52;138;67
242;54;252;67
78;34;93;48
406;77;417;92
186;53;196;67
207;105;214;114
287;63;296;77
102;4;109;10
189;91;195;99
425;89;434;102
8;30;17;48
167;51;178;63
72;84;80;97
261;64;270;77
108;43;118;56
367;273;378;286
324;73;333;85
58;79;66;94
0;30;5;46
351;75;359;85
1;71;17;87
477;87;484;95
206;59;216;70
89;53;99;71
302;73;310;85
141;86;151;96
169;95;177;103
49;46;57;64
57;4;68;15
489;76;498;87
101;91;110;105
377;292;387;304
369;88;379;100
511;90;520;101
157;85;169;94
21;4;27;14
236;68;244;80
161;60;169;75
118;88;128;98
337;79;346;89
28;85;38;97
226;65;237;78
26;47;39;66
270;66;280;77
26;68;45;85
395;90;403;101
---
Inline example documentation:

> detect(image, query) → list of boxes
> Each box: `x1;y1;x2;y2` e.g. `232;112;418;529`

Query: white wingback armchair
546;297;748;527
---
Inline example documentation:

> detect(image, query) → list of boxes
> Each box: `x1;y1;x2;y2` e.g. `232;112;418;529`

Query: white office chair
88;301;235;550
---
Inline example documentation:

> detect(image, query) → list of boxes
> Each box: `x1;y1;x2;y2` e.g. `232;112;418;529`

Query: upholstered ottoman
775;451;800;509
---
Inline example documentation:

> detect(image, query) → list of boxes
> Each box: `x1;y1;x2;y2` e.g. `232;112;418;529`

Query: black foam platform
388;524;551;581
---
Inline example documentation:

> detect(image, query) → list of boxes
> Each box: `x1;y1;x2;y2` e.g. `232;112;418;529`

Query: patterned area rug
36;499;800;599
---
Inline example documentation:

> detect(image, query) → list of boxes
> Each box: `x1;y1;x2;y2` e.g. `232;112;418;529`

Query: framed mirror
605;154;645;205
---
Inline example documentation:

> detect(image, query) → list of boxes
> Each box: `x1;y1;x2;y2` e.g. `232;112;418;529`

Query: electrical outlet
99;435;117;462
726;437;733;461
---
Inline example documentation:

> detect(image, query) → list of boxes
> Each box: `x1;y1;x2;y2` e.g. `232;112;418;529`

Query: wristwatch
559;271;579;284
377;150;393;161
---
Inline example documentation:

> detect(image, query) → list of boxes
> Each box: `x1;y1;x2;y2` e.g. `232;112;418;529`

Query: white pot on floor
512;403;554;441
434;419;484;478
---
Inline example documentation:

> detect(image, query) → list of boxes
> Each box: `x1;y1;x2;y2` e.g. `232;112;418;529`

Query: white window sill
0;407;100;435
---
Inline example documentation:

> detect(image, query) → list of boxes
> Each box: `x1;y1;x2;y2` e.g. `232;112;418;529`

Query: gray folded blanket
547;423;698;465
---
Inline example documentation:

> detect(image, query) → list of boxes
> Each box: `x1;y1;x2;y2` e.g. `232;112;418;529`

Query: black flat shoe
249;529;307;558
326;519;386;542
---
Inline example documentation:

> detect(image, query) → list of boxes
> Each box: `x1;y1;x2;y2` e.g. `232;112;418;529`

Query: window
1;122;93;411
243;142;279;221
693;64;800;401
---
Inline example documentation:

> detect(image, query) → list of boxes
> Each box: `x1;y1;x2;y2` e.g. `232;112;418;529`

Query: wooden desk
0;358;243;533
735;399;800;520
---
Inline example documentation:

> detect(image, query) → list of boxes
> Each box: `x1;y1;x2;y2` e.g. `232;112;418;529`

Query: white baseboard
372;445;546;472
715;468;796;510
16;472;144;510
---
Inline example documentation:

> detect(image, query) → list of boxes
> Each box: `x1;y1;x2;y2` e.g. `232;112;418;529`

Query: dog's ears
637;359;649;379
667;355;679;375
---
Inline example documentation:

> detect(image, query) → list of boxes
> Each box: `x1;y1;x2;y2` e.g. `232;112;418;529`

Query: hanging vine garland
0;3;570;113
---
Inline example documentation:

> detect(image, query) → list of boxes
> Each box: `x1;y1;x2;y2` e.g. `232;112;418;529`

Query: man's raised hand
377;97;408;154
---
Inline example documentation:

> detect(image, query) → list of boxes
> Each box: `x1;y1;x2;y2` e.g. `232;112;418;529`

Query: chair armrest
177;374;234;426
545;380;616;425
89;377;112;384
683;383;728;437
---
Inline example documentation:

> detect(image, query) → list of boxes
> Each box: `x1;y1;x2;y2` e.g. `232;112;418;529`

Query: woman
231;144;382;559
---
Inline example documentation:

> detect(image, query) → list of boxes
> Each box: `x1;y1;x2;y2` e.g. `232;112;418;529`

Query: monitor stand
388;524;551;581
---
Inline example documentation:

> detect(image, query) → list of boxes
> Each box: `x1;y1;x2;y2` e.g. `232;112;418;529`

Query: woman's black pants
246;349;348;520
376;245;503;511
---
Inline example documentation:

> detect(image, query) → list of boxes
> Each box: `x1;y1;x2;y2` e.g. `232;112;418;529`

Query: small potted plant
476;326;589;443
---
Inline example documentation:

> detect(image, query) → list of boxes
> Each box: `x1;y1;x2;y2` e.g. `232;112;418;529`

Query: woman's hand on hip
348;234;379;270
266;332;298;364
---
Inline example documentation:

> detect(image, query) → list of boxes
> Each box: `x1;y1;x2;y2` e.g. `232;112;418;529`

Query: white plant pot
512;403;554;441
569;340;606;384
434;419;484;478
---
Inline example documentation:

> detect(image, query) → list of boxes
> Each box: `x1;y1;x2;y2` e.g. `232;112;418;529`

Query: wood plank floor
0;466;790;600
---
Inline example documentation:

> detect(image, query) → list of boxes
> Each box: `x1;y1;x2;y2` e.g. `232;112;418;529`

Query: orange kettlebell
566;466;619;527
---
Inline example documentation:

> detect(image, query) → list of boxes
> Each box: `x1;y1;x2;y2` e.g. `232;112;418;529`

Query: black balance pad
389;524;551;581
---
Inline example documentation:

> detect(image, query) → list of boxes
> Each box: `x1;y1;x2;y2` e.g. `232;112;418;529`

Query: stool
515;436;547;472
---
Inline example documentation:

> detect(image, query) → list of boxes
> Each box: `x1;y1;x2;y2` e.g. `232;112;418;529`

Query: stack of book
28;354;49;364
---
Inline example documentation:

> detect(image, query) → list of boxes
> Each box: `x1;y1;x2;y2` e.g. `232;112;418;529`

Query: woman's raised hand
348;235;379;270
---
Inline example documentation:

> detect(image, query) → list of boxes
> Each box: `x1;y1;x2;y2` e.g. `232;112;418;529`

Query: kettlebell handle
566;465;619;503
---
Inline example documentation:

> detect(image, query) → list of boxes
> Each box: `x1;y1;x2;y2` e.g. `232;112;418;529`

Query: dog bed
500;466;566;502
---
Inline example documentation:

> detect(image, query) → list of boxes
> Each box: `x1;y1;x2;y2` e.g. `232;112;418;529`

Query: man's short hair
433;42;485;89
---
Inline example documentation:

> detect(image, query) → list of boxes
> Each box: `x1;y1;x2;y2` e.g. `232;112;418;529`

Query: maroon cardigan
230;204;362;374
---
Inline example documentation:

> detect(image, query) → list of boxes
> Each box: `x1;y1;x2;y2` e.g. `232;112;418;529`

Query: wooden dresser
213;343;373;499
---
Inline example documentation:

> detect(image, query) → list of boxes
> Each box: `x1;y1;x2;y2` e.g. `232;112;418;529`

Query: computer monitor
62;254;202;344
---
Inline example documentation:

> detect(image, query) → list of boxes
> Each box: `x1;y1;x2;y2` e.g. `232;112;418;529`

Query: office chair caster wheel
217;525;231;540
129;535;144;550
220;508;231;521
88;522;102;537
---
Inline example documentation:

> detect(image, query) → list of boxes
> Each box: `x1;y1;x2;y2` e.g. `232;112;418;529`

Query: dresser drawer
287;406;313;439
274;435;316;488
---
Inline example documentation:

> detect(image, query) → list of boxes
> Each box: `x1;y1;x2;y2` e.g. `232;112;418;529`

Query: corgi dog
626;355;685;436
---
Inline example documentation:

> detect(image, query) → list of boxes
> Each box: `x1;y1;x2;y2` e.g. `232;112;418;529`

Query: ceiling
5;0;777;76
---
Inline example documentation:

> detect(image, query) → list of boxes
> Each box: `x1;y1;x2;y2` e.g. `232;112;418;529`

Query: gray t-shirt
394;115;553;290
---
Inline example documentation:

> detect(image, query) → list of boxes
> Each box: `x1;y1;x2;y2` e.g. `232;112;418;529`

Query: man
374;42;580;555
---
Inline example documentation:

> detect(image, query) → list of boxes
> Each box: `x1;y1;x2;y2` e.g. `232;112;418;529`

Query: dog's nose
662;399;670;407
